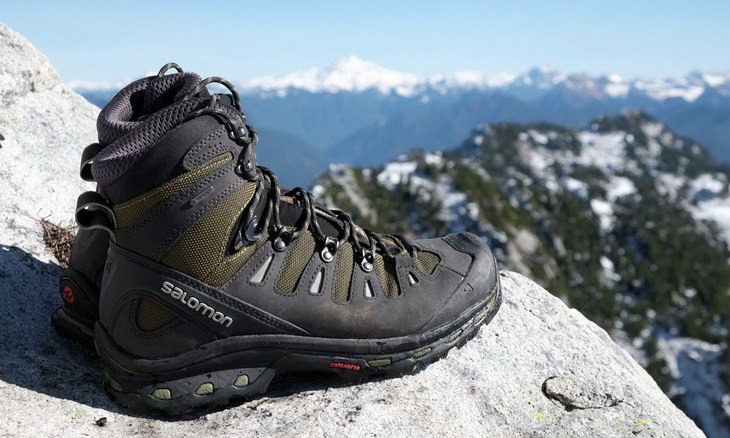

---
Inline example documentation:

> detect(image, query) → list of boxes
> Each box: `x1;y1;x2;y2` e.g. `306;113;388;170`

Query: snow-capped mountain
240;55;525;97
242;56;423;96
75;58;730;185
237;58;730;169
313;111;730;437
74;56;730;102
238;56;730;103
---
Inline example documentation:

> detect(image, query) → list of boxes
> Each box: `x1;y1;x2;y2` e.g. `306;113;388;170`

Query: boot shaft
90;73;261;282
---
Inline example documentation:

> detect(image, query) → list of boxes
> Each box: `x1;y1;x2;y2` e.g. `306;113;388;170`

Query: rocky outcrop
0;22;706;438
0;22;98;256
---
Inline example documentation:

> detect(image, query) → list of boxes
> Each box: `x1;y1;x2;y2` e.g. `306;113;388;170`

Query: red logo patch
62;286;75;303
329;362;361;372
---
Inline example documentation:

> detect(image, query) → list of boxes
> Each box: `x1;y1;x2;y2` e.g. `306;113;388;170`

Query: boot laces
180;77;417;264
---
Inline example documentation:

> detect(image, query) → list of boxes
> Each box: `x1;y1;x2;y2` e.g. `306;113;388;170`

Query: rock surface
0;22;98;253
0;22;706;438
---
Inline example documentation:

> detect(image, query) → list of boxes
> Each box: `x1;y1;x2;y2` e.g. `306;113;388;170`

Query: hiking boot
79;69;502;415
52;63;189;344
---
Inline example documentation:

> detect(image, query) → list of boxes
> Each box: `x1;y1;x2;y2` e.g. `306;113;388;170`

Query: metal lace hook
181;77;242;112
157;62;184;77
320;236;339;262
359;247;375;272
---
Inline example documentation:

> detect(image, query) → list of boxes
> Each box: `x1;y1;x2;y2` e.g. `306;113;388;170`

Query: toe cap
418;232;500;332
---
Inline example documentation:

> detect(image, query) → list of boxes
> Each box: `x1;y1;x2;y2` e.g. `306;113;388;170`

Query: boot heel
52;269;99;344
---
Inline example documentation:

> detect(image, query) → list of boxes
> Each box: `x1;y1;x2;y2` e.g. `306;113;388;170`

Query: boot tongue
142;72;204;115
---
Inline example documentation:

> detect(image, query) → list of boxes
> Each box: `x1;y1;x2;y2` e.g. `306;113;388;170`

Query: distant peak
535;64;557;73
607;74;623;83
241;56;423;96
524;64;561;79
331;55;377;70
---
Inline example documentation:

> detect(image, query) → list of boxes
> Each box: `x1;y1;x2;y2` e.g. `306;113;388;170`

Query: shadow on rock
0;245;119;412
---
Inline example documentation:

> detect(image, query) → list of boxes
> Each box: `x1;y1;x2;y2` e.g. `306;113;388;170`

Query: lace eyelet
234;215;261;251
235;159;256;177
236;125;250;141
320;236;339;263
273;229;292;252
360;247;374;272
244;215;261;241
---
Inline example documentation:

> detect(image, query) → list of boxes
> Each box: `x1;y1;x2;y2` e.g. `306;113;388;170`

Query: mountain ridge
73;56;730;102
75;58;730;172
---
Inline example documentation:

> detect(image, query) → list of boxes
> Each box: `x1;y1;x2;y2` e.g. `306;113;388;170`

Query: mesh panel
97;72;202;145
94;70;250;186
415;250;440;275
276;232;316;293
97;78;149;144
95;96;246;186
375;253;400;298
114;153;232;228
333;243;354;303
143;72;201;114
161;183;256;280
94;98;204;184
136;298;176;332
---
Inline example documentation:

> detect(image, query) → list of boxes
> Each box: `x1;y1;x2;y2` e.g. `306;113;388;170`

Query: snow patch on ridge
658;338;729;438
690;199;730;245
377;159;418;190
606;177;637;201
653;171;730;245
576;132;628;171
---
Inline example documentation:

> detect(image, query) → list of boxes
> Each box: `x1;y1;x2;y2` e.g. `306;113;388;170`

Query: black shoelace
179;77;416;269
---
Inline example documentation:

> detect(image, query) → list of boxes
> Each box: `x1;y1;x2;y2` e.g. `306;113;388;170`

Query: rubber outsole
96;278;502;416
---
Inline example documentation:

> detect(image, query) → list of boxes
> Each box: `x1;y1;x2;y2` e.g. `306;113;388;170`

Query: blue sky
3;1;729;83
